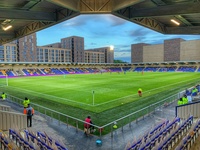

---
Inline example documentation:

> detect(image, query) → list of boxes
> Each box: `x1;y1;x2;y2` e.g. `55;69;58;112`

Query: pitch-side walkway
1;100;177;150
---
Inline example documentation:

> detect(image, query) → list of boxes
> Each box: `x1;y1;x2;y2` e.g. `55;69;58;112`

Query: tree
114;60;127;63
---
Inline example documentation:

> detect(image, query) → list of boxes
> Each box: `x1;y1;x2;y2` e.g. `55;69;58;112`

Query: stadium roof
0;0;200;45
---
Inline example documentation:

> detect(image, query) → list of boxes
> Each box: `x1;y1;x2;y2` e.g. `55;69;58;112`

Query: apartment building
85;46;114;63
18;33;37;62
0;33;114;63
0;42;17;62
84;50;105;63
131;38;200;63
61;36;84;63
37;46;71;62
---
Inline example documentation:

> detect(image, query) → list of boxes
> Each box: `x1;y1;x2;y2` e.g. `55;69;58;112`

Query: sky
37;14;200;63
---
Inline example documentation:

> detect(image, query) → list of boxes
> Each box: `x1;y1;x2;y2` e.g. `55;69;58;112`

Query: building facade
131;38;200;63
18;33;37;62
0;34;114;63
37;47;71;62
61;36;84;63
85;47;114;63
84;50;105;63
0;42;17;62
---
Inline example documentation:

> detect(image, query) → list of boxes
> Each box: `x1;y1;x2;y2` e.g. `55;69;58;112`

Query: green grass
1;72;200;128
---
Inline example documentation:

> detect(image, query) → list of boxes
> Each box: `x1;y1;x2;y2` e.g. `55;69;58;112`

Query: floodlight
2;25;12;31
170;19;180;25
110;45;114;50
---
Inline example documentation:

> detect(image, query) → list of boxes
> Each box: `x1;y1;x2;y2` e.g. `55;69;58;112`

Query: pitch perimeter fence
6;90;185;138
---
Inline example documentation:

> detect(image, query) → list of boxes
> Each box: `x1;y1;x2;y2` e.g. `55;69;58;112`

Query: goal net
0;75;8;86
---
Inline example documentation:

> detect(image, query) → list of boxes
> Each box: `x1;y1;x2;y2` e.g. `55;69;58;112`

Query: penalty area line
96;77;200;106
7;86;93;106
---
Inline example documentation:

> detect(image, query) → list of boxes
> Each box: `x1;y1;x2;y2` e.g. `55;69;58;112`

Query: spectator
84;116;95;135
113;121;118;129
1;92;6;100
23;97;30;108
192;87;198;96
185;89;190;96
24;104;34;127
138;88;142;97
196;84;200;92
177;98;183;106
187;94;192;103
182;95;188;104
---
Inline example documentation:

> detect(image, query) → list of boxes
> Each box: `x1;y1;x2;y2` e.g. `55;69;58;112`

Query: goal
0;75;8;86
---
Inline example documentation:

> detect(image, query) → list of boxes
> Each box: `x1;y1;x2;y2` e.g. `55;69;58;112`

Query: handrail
101;94;178;128
7;92;178;137
7;94;101;129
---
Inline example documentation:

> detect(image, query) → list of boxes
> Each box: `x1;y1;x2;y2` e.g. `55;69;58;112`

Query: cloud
129;27;152;37
105;15;127;26
90;42;97;45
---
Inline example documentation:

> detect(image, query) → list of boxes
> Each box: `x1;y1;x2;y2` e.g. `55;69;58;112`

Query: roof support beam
46;0;79;12
80;0;112;14
112;0;145;11
22;0;42;10
176;15;192;26
129;3;200;18
113;7;166;33
166;26;200;34
0;9;56;22
0;7;79;45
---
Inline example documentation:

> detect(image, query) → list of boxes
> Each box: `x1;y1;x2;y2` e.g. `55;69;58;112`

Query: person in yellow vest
138;88;142;97
23;97;30;108
192;87;198;96
177;98;183;106
113;121;118;129
1;92;6;100
182;95;188;104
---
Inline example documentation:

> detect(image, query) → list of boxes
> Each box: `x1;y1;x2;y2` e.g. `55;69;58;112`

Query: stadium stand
51;68;64;75
122;67;131;72
4;128;68;150
6;70;15;76
133;67;145;72
175;119;200;150
143;67;160;72
176;66;197;72
22;69;31;76
108;67;122;72
0;70;6;76
159;66;177;72
74;68;84;73
60;68;70;74
1;88;200;149
0;64;199;77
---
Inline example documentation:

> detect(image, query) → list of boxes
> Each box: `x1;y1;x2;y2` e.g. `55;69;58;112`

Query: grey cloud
90;42;97;45
107;15;127;26
129;27;151;37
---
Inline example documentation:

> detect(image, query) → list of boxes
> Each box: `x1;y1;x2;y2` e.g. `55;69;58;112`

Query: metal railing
6;93;179;138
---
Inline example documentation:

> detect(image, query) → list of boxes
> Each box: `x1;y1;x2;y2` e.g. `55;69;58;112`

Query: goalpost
0;75;8;86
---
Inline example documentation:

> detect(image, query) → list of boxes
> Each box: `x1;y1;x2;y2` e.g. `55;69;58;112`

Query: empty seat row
8;128;68;150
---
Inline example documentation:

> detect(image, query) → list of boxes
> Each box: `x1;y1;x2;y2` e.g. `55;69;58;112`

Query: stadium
1;0;200;150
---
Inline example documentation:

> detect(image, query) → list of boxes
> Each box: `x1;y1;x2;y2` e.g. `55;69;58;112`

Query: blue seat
96;139;102;146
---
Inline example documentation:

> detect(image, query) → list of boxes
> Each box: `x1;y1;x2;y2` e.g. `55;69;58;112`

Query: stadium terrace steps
2;97;200;149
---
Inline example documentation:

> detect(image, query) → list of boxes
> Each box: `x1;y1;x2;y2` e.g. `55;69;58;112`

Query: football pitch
1;72;200;126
